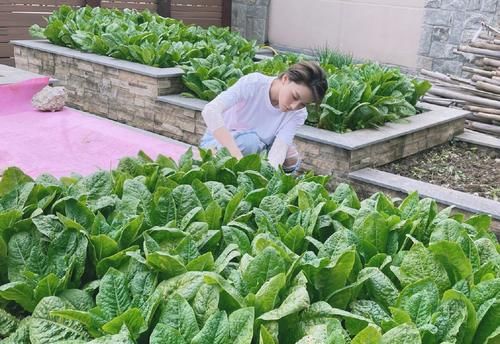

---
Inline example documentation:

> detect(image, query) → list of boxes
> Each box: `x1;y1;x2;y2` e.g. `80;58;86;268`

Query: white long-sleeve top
201;72;307;167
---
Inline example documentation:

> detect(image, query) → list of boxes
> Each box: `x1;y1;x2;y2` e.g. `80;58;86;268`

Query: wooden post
85;0;101;7
222;0;232;28
157;0;171;18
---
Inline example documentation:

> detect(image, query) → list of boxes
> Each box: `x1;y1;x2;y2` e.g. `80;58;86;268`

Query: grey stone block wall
417;0;500;75
231;0;270;43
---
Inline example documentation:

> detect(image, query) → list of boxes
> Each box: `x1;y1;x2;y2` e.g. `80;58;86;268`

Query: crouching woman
200;61;328;172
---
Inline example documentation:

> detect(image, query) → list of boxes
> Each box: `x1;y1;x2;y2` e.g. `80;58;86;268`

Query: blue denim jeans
200;129;300;172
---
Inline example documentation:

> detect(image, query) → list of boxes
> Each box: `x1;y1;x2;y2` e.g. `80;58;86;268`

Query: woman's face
278;74;314;112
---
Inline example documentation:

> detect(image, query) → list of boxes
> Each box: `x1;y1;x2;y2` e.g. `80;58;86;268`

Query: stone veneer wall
417;0;500;75
296;119;464;179
231;0;270;44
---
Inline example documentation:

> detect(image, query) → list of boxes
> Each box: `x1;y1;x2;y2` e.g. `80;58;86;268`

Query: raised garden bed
161;95;468;183
349;131;500;237
12;39;469;187
379;139;499;201
349;167;500;238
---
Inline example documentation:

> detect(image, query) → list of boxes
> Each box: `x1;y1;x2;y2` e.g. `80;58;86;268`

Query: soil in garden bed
379;140;500;201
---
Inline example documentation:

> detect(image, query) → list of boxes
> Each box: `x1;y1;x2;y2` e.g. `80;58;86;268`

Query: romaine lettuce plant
30;6;257;68
306;64;432;132
0;149;498;343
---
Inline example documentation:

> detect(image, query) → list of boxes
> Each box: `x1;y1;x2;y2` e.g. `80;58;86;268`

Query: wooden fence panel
0;0;84;65
171;0;222;27
100;0;157;11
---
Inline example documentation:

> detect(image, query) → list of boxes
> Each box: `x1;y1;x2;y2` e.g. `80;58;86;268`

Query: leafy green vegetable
307;63;431;132
0;149;497;343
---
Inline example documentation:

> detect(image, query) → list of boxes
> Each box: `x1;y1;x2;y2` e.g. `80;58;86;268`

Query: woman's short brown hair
279;61;328;105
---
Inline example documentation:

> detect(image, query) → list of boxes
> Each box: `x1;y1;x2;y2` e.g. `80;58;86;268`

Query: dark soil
380;140;500;201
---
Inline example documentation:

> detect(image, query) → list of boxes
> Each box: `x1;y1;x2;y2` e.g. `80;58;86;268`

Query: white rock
32;86;67;112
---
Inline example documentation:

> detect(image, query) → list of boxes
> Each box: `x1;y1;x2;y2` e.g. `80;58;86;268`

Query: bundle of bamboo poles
420;22;500;137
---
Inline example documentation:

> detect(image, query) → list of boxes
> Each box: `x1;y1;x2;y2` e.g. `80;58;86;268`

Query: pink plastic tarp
0;77;189;178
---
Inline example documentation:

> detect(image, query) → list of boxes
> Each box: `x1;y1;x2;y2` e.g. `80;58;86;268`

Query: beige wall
268;0;426;69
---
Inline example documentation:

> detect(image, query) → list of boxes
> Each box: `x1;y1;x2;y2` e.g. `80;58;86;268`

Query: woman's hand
212;126;243;159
